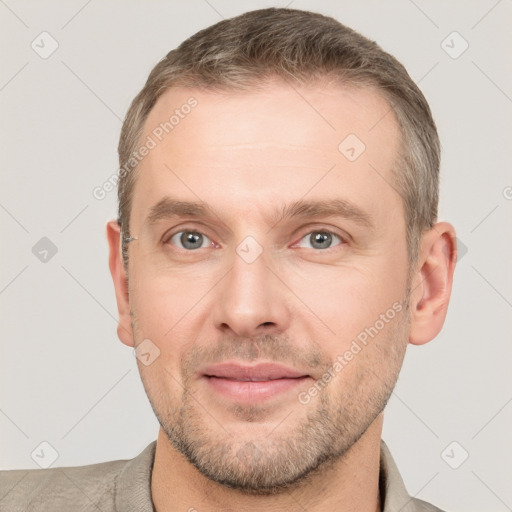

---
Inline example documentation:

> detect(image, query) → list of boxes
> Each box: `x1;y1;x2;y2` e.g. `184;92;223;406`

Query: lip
201;362;308;380
200;362;311;403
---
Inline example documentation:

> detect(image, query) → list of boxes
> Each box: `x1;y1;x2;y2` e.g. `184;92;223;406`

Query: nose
213;245;292;339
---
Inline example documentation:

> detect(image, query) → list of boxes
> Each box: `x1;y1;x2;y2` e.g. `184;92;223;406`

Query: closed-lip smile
202;362;309;379
200;362;311;403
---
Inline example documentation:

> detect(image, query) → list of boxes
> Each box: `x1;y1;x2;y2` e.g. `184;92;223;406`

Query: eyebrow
144;195;374;229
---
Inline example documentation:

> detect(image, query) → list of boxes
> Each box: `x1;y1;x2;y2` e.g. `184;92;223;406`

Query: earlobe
106;220;135;347
408;222;457;346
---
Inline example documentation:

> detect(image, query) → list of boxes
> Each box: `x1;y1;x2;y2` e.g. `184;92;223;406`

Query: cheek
128;267;219;383
129;266;212;337
137;359;185;415
283;262;400;346
325;299;409;397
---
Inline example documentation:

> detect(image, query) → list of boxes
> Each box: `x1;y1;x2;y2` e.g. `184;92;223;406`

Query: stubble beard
133;297;410;495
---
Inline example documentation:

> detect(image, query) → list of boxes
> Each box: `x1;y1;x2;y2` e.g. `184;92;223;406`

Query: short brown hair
117;7;439;268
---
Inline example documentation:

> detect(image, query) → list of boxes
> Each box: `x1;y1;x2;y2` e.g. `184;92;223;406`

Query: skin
107;81;457;512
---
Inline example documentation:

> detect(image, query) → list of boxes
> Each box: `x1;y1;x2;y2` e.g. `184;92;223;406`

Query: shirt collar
115;441;156;512
379;440;421;511
115;440;417;511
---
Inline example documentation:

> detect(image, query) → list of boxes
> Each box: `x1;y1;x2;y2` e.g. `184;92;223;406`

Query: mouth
200;362;312;403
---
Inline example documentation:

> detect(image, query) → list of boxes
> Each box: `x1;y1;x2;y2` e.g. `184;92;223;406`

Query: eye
295;230;344;250
167;230;214;250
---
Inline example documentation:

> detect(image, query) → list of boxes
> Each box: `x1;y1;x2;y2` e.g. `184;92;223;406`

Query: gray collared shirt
0;440;445;511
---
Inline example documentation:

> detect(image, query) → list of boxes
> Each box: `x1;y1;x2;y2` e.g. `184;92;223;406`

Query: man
0;7;456;511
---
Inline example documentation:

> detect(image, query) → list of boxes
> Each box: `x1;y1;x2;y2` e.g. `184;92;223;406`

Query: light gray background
1;1;510;511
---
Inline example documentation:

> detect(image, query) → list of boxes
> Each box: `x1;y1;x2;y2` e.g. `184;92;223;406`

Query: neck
151;415;383;512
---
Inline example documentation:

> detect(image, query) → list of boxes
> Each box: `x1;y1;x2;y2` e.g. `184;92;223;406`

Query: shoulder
0;458;124;512
380;440;447;512
407;496;447;511
0;443;156;512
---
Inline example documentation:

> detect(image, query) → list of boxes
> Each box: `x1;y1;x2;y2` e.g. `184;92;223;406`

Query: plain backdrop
0;1;511;511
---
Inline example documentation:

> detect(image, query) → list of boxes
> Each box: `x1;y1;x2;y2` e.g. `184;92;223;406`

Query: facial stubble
132;292;411;495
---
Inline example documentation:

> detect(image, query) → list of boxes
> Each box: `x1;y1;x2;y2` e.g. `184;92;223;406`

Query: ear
408;221;457;346
106;220;135;347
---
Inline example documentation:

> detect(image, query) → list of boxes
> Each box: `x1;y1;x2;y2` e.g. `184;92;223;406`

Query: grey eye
170;231;212;250
296;231;342;250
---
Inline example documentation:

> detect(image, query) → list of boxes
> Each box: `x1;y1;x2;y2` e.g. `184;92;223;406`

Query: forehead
143;81;399;158
130;81;403;231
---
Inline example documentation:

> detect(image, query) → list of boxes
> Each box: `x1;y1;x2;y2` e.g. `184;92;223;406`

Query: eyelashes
166;230;216;251
294;230;344;250
164;227;346;252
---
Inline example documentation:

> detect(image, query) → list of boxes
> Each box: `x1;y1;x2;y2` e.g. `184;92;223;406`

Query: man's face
125;81;412;492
